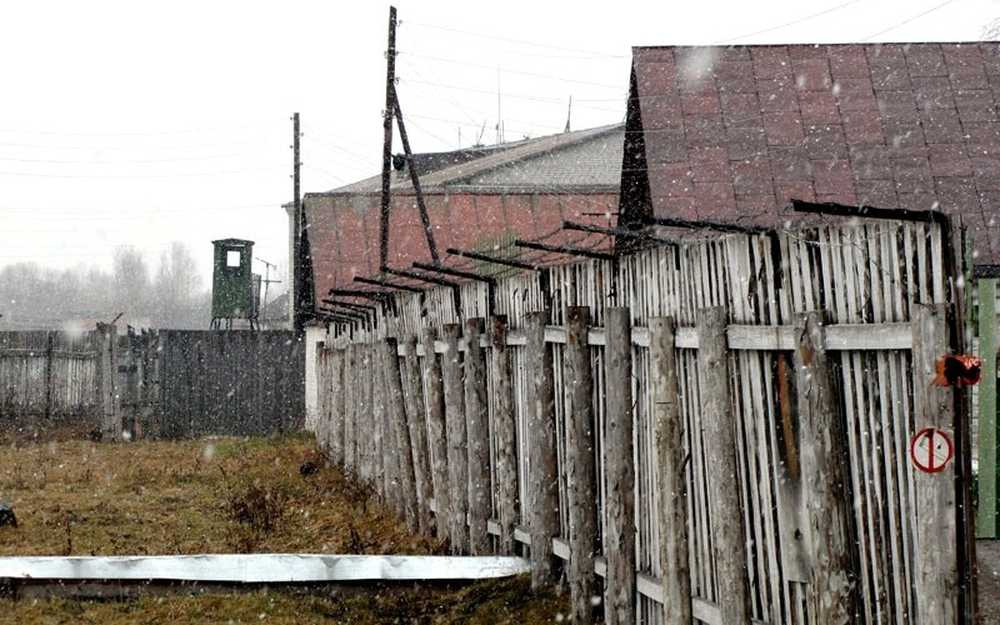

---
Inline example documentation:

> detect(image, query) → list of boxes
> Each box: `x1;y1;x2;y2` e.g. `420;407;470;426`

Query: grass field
0;432;567;623
0;433;436;556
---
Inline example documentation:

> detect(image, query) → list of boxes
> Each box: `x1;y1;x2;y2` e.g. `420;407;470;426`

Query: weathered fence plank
565;306;597;623
441;324;469;553
402;335;434;535
420;326;450;541
604;307;635;625
526;311;560;588
911;304;958;624
650;316;690;625
464;318;492;555
793;311;859;623
698;306;750;625
380;338;419;532
489;315;519;554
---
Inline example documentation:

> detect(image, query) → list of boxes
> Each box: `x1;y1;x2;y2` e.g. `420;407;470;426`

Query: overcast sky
1;0;997;294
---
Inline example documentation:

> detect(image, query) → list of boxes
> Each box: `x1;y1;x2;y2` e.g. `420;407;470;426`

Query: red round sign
910;427;954;474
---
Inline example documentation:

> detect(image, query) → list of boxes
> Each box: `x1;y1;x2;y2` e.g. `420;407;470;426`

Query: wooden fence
0;327;303;439
313;219;976;625
0;327;118;428
156;330;305;437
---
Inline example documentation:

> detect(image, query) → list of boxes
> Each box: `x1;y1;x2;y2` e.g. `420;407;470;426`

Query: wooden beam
412;261;496;284
525;311;560;588
402;335;434;535
911;304;959;623
564;307;598;624
649;317;690;625
354;276;422;293
489;315;519;554
698;307;750;624
420;327;451;543
463;319;491;555
792;311;859;622
379;338;420;532
603;307;636;625
441;324;469;553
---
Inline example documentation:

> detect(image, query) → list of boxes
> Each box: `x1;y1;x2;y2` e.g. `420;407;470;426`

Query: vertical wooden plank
420;326;451;542
490;315;519;554
464;319;492;554
911;304;958;623
793;311;860;623
697;306;750;624
403;335;435;535
978;278;998;538
441;324;469;553
565;306;598;624
526;310;560;588
604;307;635;625
42;330;54;430
380;337;419;532
650;316;690;625
345;345;358;473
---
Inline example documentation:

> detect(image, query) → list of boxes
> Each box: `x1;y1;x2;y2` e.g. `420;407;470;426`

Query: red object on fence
933;355;983;387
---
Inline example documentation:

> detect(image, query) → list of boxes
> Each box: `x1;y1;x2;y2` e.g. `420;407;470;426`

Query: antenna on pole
565;95;573;133
496;66;502;145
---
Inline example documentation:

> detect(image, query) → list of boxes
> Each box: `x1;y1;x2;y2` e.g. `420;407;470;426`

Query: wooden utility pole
379;6;397;271
292;112;303;334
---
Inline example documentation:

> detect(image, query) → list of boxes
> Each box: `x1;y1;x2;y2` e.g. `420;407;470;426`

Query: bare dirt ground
980;540;1000;624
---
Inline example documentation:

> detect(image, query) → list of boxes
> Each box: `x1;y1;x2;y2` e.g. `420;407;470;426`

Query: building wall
303;324;324;431
303;190;619;304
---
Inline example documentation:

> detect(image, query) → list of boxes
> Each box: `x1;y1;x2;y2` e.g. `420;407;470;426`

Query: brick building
292;123;624;423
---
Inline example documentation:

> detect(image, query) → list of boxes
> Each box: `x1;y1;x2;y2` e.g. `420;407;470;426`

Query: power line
399;51;624;89
398;77;622;112
863;0;959;40
0;121;275;137
0;153;242;165
401;20;627;59
0;167;276;179
714;0;863;43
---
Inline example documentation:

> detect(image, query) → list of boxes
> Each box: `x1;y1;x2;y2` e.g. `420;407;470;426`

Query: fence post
697;306;749;624
331;346;346;465
376;345;398;512
381;338;419;532
911;304;958;623
314;342;326;446
650;316;690;625
464;318;492;554
490;315;518;554
344;344;358;474
420;326;451;542
978;278;998;538
95;323;120;440
565;306;597;623
793;311;859;622
604;307;635;624
526;311;559;588
403;335;434;535
441;323;469;553
43;330;55;428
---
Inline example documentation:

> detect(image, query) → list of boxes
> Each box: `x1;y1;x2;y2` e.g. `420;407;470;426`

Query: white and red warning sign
910;427;954;474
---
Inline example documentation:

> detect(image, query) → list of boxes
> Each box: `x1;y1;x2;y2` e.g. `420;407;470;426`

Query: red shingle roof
631;42;1000;264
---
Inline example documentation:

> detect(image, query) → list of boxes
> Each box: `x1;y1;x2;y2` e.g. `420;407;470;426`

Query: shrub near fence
314;218;976;625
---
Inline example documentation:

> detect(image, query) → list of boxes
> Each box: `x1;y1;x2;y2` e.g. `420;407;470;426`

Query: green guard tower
211;239;260;330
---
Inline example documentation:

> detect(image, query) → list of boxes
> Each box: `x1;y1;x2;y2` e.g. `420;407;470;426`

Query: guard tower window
226;250;241;268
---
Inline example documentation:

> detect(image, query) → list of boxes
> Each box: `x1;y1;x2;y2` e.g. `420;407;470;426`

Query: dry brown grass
0;433;439;556
0;575;565;625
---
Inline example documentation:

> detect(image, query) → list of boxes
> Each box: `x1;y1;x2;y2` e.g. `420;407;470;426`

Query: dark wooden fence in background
0;328;303;439
156;330;304;438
